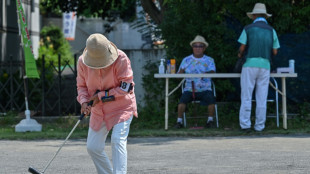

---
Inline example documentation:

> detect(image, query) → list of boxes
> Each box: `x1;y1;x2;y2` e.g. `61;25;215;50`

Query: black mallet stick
28;90;100;174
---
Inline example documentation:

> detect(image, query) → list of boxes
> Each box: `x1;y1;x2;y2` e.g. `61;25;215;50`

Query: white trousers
87;116;133;174
239;67;270;131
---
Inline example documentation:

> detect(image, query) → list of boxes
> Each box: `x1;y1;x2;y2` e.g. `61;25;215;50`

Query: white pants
239;67;270;131
87;116;133;174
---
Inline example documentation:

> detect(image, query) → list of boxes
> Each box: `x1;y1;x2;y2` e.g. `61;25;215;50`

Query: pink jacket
77;50;138;131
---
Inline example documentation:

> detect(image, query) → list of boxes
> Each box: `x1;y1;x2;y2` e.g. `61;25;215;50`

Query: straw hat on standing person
246;2;272;19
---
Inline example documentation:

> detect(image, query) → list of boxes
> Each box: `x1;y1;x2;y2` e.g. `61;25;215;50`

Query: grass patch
1;119;310;140
1;103;310;140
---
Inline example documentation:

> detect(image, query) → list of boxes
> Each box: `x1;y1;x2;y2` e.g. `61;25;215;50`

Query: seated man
175;35;216;128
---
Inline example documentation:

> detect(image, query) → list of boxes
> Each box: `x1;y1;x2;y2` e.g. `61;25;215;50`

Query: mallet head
28;166;42;174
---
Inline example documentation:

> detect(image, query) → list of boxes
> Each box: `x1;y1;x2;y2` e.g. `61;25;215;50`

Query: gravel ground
1;135;310;174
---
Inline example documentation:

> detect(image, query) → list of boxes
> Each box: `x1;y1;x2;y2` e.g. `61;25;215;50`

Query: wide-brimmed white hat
82;33;118;69
190;35;209;48
247;3;272;19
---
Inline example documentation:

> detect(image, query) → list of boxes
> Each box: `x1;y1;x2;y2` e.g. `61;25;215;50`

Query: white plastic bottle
289;59;295;73
159;59;165;74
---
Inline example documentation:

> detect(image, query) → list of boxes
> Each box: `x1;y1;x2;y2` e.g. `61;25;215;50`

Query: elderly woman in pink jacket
77;33;138;174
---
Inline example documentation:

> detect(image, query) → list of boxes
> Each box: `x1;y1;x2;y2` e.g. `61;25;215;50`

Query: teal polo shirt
238;18;280;70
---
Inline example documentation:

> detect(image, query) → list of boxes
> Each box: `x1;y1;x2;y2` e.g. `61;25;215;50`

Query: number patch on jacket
120;81;133;92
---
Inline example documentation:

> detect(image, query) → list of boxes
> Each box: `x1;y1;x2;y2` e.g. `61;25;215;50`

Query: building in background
0;0;40;62
43;17;153;53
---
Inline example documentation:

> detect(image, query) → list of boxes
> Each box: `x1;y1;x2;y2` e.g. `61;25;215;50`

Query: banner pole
21;47;30;119
15;0;42;132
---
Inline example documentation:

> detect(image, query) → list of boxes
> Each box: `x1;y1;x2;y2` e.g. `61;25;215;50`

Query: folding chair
182;80;219;128
252;77;279;127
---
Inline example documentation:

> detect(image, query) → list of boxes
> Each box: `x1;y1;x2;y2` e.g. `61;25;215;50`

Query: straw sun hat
190;35;209;48
82;33;118;69
247;3;272;19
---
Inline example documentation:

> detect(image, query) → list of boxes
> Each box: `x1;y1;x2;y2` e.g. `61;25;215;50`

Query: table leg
281;77;287;129
165;78;169;130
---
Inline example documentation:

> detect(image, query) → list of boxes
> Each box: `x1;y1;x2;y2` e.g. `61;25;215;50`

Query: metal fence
0;54;79;116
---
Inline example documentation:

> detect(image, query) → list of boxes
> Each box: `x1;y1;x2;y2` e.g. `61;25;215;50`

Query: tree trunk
141;0;165;25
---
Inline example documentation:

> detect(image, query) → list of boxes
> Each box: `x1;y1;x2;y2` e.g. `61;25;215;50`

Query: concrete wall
42;17;152;54
123;49;166;106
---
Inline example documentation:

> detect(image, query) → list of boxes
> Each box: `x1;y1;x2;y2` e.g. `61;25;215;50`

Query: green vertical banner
16;0;39;78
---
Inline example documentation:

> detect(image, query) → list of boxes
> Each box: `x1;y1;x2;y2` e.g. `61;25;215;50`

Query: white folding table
154;73;298;130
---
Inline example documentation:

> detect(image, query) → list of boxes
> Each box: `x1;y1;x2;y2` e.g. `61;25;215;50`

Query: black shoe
254;129;264;133
174;122;183;129
205;121;215;128
241;128;252;133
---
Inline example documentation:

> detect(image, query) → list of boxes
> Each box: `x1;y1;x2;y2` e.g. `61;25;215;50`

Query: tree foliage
157;0;310;100
160;0;310;68
39;0;136;22
139;0;310;123
39;25;73;66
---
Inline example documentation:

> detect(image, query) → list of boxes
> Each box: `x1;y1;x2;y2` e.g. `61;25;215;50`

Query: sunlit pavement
1;136;310;174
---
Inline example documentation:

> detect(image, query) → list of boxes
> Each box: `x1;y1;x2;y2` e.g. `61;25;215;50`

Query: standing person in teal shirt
238;3;280;132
